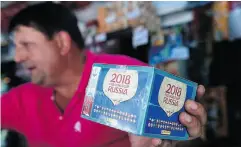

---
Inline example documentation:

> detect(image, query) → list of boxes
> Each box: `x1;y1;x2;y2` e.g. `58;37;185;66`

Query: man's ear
54;31;71;56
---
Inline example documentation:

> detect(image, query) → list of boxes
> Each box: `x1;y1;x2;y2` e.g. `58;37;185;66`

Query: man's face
13;26;63;86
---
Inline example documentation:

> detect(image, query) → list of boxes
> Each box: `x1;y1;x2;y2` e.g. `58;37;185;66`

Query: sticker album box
81;63;197;140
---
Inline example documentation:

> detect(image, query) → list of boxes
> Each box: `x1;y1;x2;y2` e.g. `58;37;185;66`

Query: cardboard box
81;63;197;140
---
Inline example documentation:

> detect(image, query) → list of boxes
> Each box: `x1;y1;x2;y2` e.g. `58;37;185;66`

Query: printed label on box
103;69;139;105
158;77;187;117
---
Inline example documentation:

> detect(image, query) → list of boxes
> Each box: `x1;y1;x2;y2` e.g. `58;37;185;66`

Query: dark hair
8;2;84;49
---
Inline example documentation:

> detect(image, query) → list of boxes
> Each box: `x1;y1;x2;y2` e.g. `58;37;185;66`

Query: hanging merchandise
149;27;189;66
1;33;8;47
161;10;194;28
152;31;165;47
153;1;188;16
97;2;129;33
97;2;160;34
85;32;121;54
95;33;107;43
1;33;15;63
229;3;241;40
132;26;149;48
2;37;16;63
1;74;10;95
1;33;9;59
127;1;141;27
212;1;229;42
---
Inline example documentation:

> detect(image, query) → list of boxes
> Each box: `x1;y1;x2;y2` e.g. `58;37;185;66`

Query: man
1;2;207;147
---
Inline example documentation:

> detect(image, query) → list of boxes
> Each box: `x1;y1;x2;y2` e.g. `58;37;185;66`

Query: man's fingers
197;85;205;98
151;139;162;147
179;112;202;138
185;100;207;126
151;139;174;147
178;85;207;139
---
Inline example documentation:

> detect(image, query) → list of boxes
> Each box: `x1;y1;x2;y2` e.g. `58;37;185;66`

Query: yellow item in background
213;1;229;41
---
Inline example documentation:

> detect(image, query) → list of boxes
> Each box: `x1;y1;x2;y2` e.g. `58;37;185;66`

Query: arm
1;87;24;132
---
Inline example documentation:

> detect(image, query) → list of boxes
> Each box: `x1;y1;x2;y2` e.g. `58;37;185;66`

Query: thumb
152;139;162;146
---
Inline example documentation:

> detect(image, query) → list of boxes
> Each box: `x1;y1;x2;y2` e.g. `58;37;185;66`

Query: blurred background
1;1;241;147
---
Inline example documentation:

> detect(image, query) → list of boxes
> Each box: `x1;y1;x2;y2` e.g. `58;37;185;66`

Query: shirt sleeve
1;87;24;132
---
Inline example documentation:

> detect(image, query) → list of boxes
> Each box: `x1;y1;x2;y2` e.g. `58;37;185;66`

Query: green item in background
1;74;10;95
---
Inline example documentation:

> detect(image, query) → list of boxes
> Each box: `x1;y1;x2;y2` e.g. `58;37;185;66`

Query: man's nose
14;49;28;63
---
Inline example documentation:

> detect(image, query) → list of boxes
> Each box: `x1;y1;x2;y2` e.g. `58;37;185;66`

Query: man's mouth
27;67;36;73
28;67;35;70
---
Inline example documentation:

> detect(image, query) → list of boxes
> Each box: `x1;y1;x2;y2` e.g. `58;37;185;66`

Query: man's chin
31;79;54;88
31;77;45;86
31;80;44;86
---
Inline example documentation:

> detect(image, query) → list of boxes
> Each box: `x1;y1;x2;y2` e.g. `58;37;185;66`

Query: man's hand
129;85;206;147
